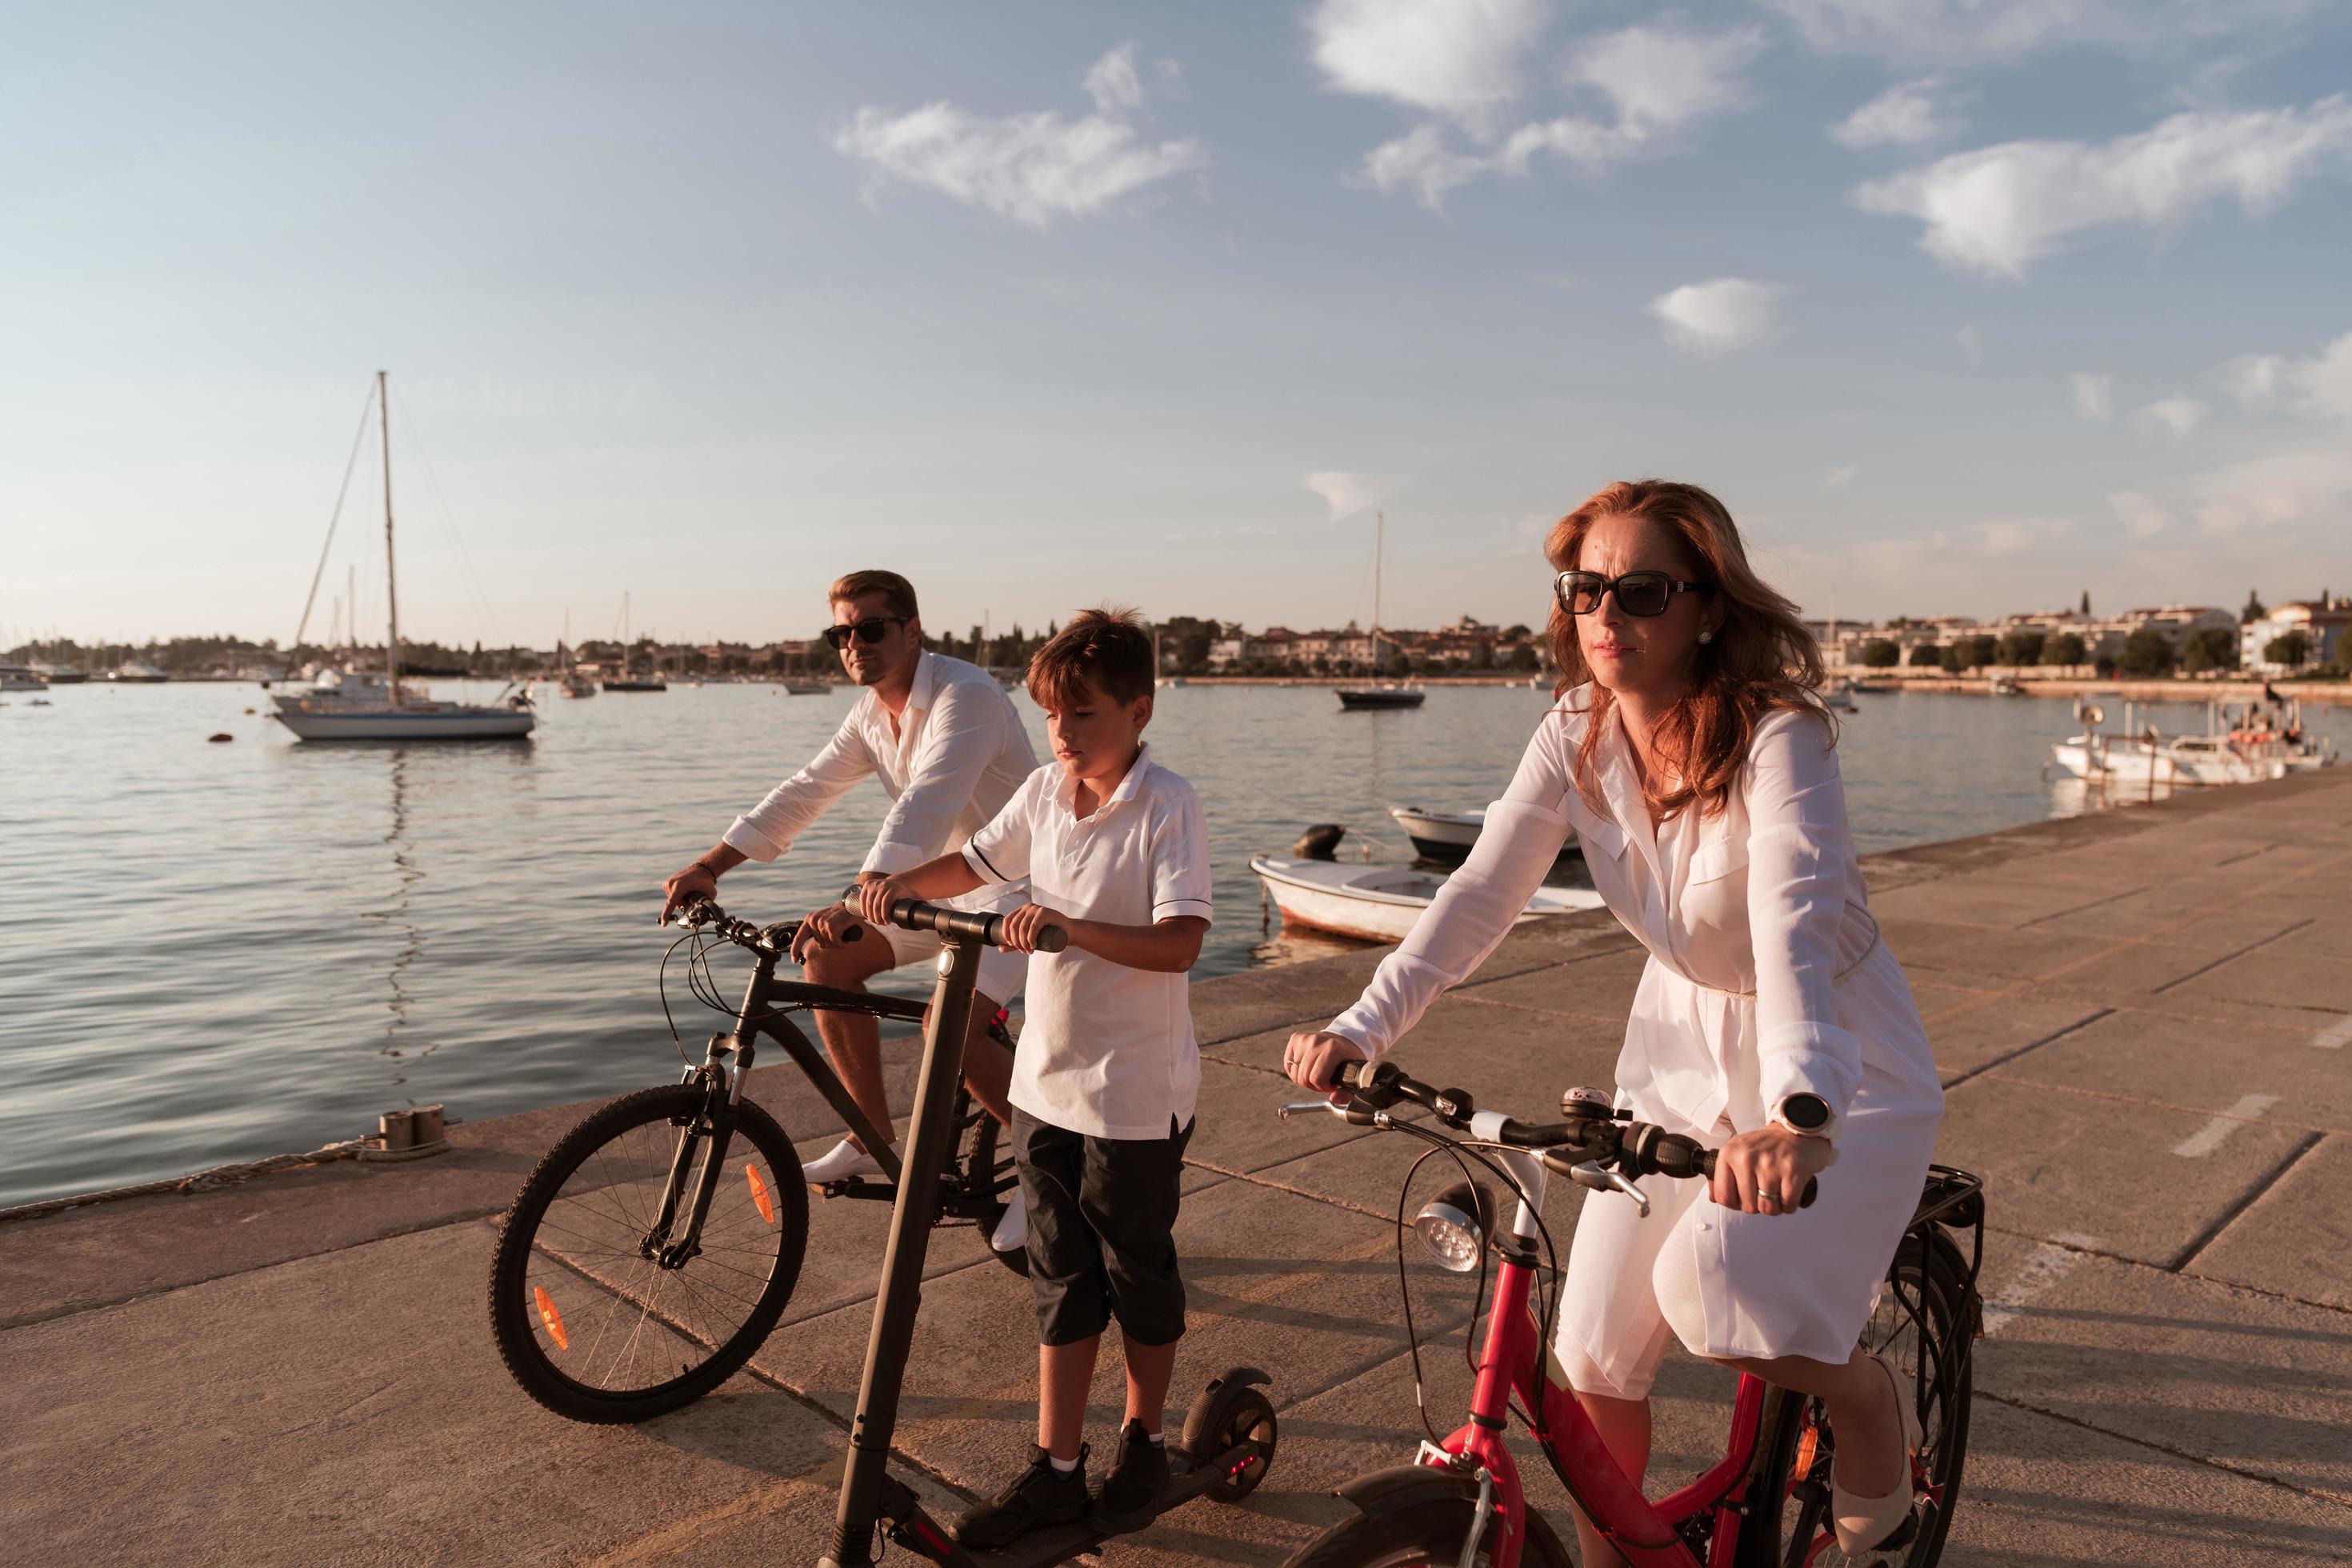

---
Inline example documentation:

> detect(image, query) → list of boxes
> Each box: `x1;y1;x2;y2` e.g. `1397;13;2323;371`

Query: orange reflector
748;1164;776;1226
534;1286;570;1351
1794;1422;1821;1482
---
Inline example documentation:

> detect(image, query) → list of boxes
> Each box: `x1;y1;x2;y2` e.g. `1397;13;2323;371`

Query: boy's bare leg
1568;1390;1650;1568
802;938;896;1150
1040;1338;1102;1462
1120;1334;1178;1435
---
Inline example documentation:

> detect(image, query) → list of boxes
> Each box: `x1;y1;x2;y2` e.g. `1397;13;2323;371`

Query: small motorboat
1250;854;1603;944
1848;677;1897;694
1336;685;1425;710
1390;806;1580;866
782;678;833;695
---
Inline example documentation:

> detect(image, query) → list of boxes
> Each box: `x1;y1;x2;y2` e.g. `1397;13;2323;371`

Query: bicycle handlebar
1335;1059;1818;1209
839;885;1070;954
671;894;858;954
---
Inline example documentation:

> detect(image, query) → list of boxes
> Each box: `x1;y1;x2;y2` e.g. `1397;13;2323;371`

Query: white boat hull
273;706;536;741
1389;806;1580;863
1250;854;1601;944
2049;737;2286;786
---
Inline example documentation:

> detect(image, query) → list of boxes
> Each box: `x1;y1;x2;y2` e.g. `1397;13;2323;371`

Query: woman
1284;480;1944;1562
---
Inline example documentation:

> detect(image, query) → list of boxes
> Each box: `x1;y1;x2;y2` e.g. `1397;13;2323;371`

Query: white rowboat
1250;854;1603;944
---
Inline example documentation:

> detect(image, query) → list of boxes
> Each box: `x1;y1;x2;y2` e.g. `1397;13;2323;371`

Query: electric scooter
818;893;1280;1568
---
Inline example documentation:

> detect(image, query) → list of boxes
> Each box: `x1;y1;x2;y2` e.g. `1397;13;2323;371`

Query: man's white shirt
962;744;1214;1141
725;651;1038;914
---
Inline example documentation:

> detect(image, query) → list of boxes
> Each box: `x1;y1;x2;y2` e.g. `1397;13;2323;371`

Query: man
659;570;1038;1251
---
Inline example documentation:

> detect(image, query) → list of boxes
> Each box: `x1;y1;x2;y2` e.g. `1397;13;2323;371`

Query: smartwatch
1770;1092;1838;1144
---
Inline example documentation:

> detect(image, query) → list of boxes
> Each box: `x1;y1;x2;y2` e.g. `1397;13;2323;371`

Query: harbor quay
8;774;2352;1564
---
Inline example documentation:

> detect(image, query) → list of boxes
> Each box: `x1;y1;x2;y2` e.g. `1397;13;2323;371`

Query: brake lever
1279;1101;1342;1119
1568;1161;1651;1218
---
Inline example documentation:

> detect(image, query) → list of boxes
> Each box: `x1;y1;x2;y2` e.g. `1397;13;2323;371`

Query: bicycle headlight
1414;1180;1495;1274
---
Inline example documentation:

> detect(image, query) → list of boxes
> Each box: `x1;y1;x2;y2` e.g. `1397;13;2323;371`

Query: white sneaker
990;1185;1028;1253
802;1138;888;1185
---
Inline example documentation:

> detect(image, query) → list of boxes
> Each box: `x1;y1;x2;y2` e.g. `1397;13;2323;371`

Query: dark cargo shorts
1010;1107;1194;1348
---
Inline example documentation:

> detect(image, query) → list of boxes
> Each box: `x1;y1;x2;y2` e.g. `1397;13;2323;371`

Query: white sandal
1832;1352;1923;1556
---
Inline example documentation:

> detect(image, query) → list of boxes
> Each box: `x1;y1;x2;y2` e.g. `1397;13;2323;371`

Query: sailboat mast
1371;511;1384;674
379;370;402;695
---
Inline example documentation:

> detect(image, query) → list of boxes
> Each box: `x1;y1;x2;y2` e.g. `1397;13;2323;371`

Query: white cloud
1982;520;2037;554
1648;278;1785;356
1082;43;1145;117
2137;395;2210;441
1832;78;1954;147
1955;324;1982;362
1826;464;1859;487
1853;96;2352;277
2222;354;2286;411
2108;490;2172;538
1305;470;1391;522
2286;331;2352;422
1308;0;1548;126
833;46;1206;229
2071;373;2114;422
1766;0;2305;63
1346;22;1759;207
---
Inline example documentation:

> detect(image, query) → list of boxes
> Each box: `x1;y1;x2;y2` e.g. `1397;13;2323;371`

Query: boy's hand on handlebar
1710;1126;1834;1216
660;862;718;926
1282;1030;1366;1095
996;902;1070;954
791;902;867;962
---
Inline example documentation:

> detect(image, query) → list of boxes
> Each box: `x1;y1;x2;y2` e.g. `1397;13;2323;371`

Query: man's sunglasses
1554;570;1712;618
822;615;913;650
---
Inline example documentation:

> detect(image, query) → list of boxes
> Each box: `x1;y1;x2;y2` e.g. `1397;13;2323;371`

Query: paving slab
1910;985;2110;1085
2187;1134;2352;1310
1933;1077;2313;1269
1986;1008;2352;1134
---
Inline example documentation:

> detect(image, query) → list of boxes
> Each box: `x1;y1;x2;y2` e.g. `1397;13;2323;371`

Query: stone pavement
7;767;2352;1564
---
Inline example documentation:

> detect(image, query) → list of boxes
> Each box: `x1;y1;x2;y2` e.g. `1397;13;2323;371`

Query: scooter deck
887;1442;1250;1566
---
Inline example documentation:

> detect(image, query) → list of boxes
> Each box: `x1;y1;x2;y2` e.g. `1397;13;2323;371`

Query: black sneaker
1092;1418;1169;1534
954;1442;1090;1549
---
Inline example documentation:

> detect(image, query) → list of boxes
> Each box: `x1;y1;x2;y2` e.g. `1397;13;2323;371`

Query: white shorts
875;920;1028;1010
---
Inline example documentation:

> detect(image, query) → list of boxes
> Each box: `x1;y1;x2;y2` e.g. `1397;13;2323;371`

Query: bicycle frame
1418;1141;1776;1568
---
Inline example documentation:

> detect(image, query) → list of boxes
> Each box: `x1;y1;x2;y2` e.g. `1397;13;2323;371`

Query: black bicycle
488;894;1023;1425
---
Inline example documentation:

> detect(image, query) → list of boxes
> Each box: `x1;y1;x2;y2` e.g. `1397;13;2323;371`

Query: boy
841;607;1212;1545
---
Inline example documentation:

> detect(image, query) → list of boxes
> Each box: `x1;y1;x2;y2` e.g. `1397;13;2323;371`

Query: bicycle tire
1282;1497;1574;1568
489;1083;808;1423
1745;1232;1974;1567
958;1095;1030;1278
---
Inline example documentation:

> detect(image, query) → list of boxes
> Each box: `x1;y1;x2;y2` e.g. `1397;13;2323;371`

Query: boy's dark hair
1027;607;1154;708
829;570;918;620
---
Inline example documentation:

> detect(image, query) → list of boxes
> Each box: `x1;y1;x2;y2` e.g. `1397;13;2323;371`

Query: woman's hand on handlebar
790;902;868;962
1282;1030;1366;1094
995;901;1070;954
1710;1126;1835;1216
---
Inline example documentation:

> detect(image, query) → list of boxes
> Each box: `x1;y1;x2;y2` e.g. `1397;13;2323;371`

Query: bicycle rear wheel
489;1083;808;1422
1282;1497;1574;1568
1746;1232;1974;1566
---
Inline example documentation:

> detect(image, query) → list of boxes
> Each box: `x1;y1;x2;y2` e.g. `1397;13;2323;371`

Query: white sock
1147;1432;1165;1446
1049;1453;1079;1475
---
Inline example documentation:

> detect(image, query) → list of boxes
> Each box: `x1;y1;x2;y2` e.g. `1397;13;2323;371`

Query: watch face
1783;1094;1830;1130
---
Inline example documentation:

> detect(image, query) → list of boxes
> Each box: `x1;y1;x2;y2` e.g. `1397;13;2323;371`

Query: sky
5;0;2351;650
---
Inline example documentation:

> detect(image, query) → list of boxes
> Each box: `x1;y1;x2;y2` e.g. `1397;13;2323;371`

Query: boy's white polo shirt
962;744;1214;1141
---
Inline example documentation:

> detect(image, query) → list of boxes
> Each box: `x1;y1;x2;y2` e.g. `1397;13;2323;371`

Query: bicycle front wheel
1282;1498;1574;1568
489;1083;808;1423
1747;1232;1974;1566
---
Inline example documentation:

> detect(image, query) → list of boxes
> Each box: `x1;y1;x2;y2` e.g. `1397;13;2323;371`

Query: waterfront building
2242;597;2351;674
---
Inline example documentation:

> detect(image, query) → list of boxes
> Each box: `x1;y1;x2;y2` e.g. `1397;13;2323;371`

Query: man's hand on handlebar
791;902;870;962
995;902;1071;955
1710;1126;1835;1217
1282;1030;1367;1095
660;862;718;926
853;873;917;931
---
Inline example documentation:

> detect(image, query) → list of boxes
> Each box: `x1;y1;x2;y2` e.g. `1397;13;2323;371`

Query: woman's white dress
1328;690;1944;1393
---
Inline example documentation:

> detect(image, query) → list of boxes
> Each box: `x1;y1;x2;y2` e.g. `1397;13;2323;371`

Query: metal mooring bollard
378;1110;418;1151
410;1104;446;1144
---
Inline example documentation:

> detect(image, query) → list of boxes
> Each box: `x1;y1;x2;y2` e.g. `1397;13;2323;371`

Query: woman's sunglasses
1554;570;1712;618
822;615;913;650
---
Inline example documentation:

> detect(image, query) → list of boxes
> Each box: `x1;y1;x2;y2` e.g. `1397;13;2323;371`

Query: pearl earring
1698;630;1714;645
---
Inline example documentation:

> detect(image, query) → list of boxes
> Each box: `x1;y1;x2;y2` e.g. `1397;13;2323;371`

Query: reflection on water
5;680;2347;1209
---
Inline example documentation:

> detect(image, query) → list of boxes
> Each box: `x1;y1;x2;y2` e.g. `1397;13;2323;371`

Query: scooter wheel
1201;1386;1277;1502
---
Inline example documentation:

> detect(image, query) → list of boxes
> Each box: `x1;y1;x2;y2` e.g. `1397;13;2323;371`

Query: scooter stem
824;934;988;1566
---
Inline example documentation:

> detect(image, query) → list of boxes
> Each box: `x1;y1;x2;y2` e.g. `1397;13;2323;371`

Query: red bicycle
1279;1060;1982;1568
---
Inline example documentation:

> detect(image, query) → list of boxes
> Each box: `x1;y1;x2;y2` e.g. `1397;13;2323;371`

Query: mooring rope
0;1138;371;1226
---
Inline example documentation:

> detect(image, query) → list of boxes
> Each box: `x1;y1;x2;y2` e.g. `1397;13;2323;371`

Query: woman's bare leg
1569;1390;1650;1568
1716;1347;1903;1497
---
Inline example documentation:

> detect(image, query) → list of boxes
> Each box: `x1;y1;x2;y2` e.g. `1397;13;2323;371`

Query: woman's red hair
1545;479;1829;822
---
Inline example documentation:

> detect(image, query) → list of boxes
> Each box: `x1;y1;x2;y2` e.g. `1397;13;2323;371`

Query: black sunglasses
1554;570;1712;618
822;615;913;650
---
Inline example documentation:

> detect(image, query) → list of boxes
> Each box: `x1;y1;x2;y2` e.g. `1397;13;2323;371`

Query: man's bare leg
962;992;1014;1126
802;937;898;1150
